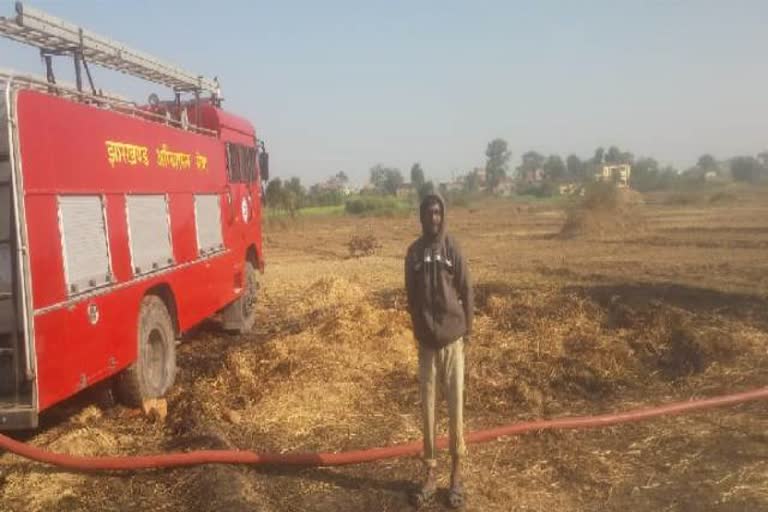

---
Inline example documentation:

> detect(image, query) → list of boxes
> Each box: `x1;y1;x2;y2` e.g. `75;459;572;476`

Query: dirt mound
560;184;646;239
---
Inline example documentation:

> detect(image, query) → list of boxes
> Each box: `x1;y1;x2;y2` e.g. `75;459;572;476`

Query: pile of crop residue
469;282;768;420
560;184;646;240
167;274;420;457
3;269;767;511
168;272;768;460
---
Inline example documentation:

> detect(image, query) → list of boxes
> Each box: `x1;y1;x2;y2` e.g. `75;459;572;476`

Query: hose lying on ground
1;386;766;471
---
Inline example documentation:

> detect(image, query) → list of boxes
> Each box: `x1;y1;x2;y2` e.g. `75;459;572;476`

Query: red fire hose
1;387;766;471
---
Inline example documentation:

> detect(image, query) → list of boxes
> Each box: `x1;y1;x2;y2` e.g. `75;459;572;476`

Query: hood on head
419;192;446;240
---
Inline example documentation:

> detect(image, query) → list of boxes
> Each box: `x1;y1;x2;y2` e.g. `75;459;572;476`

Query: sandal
447;483;465;509
409;485;436;508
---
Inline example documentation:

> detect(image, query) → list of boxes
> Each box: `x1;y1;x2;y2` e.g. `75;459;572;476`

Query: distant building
396;183;416;199
472;167;487;186
440;180;463;193
522;168;545;185
494;176;516;196
596;164;631;188
558;183;582;196
317;176;352;195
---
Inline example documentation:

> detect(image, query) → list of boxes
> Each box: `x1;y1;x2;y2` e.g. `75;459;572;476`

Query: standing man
405;193;473;508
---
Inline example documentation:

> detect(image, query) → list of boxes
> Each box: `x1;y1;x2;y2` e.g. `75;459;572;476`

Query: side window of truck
245;146;257;182
226;143;257;183
226;143;242;182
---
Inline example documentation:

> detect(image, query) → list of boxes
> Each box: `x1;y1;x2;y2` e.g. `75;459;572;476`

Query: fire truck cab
0;3;268;428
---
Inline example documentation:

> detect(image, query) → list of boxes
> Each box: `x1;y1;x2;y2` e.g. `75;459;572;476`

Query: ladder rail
3;77;34;384
0;70;218;137
0;84;19;405
1;2;220;95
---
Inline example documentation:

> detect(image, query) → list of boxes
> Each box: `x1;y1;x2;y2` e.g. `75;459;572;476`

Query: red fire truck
0;3;268;428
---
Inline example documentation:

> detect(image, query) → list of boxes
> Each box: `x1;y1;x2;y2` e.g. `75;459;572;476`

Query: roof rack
0;70;218;137
0;2;220;96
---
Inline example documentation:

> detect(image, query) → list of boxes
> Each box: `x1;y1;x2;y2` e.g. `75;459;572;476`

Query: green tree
566;154;584;180
605;146;621;164
410;162;425;191
464;171;481;193
630;157;660;191
516;151;545;180
335;171;349;184
543;155;566;182
369;164;404;195
697;154;718;172
485;138;511;190
658;166;680;189
605;146;634;165
285;177;305;201
308;184;343;207
418;180;435;201
592;147;605;165
283;177;306;216
265;178;283;209
731;156;764;183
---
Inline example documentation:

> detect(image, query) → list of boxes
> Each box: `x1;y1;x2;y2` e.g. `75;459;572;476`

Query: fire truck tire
116;295;177;406
222;260;258;334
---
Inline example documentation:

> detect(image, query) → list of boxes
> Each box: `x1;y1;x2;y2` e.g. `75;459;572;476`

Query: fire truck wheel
240;260;258;331
117;295;177;407
222;260;258;334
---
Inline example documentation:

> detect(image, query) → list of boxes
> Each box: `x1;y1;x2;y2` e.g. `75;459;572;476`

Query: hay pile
469;284;768;419
168;275;419;454
242;276;419;449
166;269;768;457
560;183;646;239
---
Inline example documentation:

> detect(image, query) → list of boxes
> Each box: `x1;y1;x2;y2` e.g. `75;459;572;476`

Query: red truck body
0;76;265;428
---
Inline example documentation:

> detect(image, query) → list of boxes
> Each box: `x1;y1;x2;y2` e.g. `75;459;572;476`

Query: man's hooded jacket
405;193;473;349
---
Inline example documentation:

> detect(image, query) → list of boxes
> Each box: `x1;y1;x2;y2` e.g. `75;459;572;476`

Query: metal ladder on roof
0;2;220;97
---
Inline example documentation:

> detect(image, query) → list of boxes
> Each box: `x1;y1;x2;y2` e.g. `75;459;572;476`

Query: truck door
223;143;258;299
224;143;256;245
227;143;260;243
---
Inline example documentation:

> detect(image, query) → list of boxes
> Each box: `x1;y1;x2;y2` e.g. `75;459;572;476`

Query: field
1;184;767;511
265;204;345;218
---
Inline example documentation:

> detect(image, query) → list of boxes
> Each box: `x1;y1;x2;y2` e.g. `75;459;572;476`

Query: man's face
423;201;442;236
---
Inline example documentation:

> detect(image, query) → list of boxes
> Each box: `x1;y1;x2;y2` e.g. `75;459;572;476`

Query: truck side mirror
259;152;269;182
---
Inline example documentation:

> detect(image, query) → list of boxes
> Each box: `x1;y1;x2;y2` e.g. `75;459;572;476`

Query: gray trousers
418;337;466;467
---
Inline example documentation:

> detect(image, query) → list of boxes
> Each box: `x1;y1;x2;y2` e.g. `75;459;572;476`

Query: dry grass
1;185;768;511
560;184;646;240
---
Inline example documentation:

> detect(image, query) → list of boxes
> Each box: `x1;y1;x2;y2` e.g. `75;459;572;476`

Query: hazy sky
2;1;767;186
